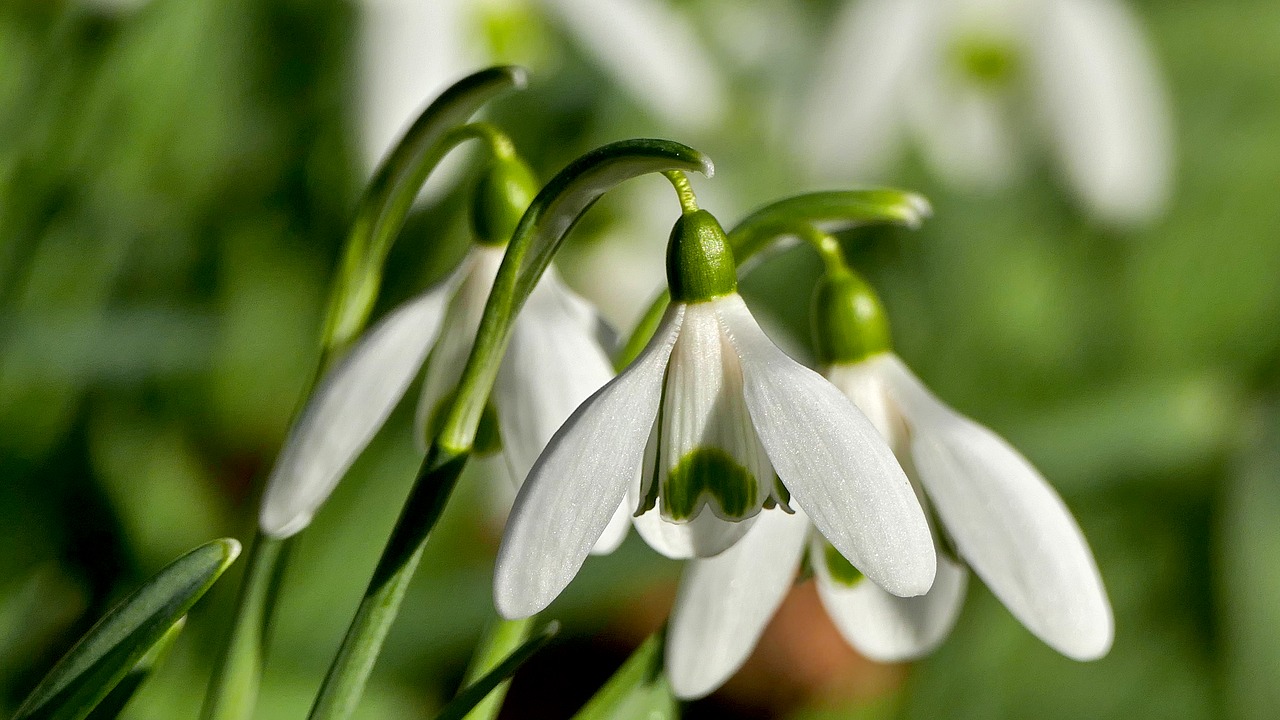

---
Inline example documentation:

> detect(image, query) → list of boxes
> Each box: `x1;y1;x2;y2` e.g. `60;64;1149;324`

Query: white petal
717;295;935;597
357;0;480;173
493;266;616;484
905;77;1020;188
631;502;757;560
541;0;728;132
814;539;968;662
798;0;931;182
591;499;632;556
655;302;772;526
824;359;900;444
880;354;1114;660
1032;0;1172;224
666;509;810;700
415;247;505;448
493;305;684;619
258;284;450;537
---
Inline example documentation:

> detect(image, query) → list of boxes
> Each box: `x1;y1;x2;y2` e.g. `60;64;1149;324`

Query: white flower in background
799;0;1173;225
665;268;1113;699
358;0;729;172
259;157;629;550
493;209;936;619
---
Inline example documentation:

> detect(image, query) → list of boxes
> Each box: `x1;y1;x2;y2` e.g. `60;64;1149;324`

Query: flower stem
571;627;673;720
307;447;469;720
198;533;287;720
459;616;536;720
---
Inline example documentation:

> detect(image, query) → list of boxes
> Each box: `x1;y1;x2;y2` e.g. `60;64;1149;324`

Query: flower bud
472;155;539;246
810;268;891;365
665;209;738;303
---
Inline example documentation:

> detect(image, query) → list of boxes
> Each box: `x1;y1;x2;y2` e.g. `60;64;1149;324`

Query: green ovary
663;447;758;521
823;542;865;587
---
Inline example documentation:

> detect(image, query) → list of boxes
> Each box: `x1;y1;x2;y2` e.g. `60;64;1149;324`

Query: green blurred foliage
1;0;1278;718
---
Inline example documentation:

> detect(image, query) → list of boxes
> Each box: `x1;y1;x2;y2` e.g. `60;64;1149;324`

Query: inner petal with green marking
645;298;781;523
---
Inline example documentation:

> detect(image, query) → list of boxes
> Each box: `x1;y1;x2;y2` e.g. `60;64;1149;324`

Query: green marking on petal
823;542;865;587
663;447;757;520
951;34;1021;89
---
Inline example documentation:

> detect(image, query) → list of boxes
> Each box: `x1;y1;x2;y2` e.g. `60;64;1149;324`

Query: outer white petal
1032;0;1173;224
541;0;728;132
493;267;616;485
815;539;968;662
493;305;684;619
259;284;451;537
591;499;632;556
357;0;479;173
798;0;931;181
717;295;935;597
415;247;505;448
666;509;810;700
631;501;757;560
880;354;1114;660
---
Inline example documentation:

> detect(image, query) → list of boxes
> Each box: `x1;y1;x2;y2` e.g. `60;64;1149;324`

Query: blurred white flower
357;0;729;172
665;351;1113;699
257;246;625;547
492;290;935;619
799;0;1173;225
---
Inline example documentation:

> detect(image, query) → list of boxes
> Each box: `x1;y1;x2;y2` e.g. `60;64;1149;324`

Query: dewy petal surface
259;280;453;537
880;354;1114;660
1032;0;1172;224
493;305;685;619
415;247;504;447
666;508;809;700
718;295;935;597
814;539;968;662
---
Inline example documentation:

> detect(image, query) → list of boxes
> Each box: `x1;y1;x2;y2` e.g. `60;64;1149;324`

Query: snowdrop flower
493;202;936;620
259;154;629;551
358;0;728;173
665;263;1112;699
800;0;1172;225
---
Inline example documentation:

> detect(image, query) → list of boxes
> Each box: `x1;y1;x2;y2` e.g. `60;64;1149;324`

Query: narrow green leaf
572;629;672;720
15;538;241;720
84;618;186;720
323;65;527;353
435;621;559;720
728;189;931;266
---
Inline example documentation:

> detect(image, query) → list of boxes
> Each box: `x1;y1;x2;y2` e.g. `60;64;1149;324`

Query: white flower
493;208;936;620
357;0;729;173
258;245;625;547
799;0;1172;225
665;351;1113;699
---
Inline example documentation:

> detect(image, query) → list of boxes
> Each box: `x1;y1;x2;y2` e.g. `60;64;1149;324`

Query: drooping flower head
494;183;936;619
665;247;1113;698
258;142;626;550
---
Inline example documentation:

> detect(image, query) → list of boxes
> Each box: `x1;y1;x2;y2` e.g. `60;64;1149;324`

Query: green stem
572;628;671;720
460;617;536;720
307;448;469;720
198;534;286;720
307;139;711;720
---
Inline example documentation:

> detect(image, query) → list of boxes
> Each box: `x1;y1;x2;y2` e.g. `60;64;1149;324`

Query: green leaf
322;65;527;353
572;629;675;720
728;189;931;266
434;621;559;720
14;539;241;720
460;617;536;720
84;618;186;720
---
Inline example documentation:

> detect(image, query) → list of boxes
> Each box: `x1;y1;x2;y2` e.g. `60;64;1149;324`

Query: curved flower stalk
665;252;1112;699
259;146;628;551
494;180;936;620
800;0;1172;225
357;0;728;171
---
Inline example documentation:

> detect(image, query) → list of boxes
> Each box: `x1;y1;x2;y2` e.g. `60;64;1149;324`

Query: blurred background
2;0;1278;718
